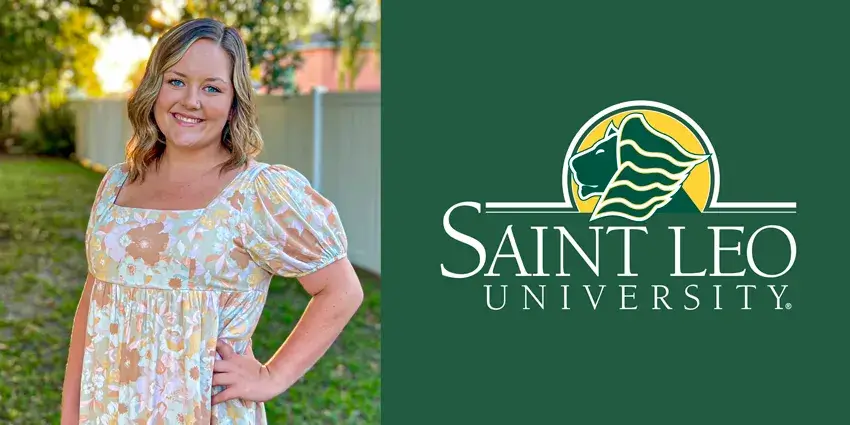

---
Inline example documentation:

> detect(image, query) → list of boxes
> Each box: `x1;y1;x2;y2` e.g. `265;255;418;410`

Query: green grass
0;156;381;424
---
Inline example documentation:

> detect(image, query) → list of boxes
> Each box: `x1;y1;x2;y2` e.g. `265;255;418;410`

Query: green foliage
0;2;65;101
2;0;316;103
4;99;77;158
0;0;110;139
0;0;159;104
328;0;376;90
55;7;105;98
0;104;14;144
0;158;381;424
33;102;77;157
67;0;165;36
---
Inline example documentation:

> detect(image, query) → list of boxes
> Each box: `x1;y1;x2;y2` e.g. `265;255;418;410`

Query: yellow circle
570;109;711;213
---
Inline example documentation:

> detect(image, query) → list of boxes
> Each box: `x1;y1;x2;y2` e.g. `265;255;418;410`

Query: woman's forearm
61;274;94;425
264;276;364;393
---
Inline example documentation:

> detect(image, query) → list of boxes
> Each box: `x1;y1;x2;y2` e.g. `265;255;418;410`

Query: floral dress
79;160;348;424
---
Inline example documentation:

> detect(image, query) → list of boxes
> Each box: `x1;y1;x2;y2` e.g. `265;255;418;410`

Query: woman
60;18;364;424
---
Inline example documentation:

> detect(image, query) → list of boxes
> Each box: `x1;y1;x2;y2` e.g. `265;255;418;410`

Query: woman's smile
172;112;205;127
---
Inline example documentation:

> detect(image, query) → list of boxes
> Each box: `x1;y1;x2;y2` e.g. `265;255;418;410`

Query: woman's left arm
211;257;364;404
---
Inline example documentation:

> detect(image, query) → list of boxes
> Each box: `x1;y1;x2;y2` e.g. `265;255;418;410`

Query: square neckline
110;160;261;213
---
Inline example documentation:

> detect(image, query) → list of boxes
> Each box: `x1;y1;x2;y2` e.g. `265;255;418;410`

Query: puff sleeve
240;164;348;278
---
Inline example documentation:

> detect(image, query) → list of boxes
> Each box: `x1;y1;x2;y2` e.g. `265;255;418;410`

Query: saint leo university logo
489;100;797;217
441;100;799;312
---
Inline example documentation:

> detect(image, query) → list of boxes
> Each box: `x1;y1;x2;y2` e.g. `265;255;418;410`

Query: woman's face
154;39;234;150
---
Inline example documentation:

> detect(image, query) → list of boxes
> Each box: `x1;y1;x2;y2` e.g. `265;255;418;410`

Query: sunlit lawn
0;156;381;424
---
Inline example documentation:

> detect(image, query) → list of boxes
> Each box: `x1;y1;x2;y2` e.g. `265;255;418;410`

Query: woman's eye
168;79;220;93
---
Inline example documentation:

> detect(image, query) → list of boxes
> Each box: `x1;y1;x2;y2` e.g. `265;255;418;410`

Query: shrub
32;102;77;157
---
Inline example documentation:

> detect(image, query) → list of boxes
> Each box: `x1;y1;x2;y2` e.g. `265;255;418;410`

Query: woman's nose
182;92;201;110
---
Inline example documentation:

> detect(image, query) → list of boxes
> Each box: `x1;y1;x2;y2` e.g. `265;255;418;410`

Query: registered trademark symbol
785;303;792;310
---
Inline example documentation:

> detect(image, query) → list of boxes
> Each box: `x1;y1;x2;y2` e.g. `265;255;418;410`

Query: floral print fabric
79;161;347;424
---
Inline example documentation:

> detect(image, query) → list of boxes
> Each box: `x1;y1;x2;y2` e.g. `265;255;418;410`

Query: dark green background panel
382;2;848;423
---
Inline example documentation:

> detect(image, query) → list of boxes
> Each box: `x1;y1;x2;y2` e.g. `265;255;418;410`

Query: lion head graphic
568;112;711;221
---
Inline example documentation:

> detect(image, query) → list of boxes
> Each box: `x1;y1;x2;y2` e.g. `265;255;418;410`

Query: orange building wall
294;47;381;93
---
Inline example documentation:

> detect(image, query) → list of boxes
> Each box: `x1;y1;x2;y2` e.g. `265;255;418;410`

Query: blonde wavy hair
125;18;264;183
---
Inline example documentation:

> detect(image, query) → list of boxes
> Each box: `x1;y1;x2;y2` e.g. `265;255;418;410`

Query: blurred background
0;1;381;423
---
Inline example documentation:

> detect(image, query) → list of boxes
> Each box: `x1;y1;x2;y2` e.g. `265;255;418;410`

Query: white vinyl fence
70;91;381;276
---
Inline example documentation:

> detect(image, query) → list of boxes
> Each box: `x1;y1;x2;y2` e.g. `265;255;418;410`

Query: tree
0;0;161;99
0;0;161;141
55;7;106;98
0;2;64;137
69;0;167;37
0;2;64;102
328;0;376;91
